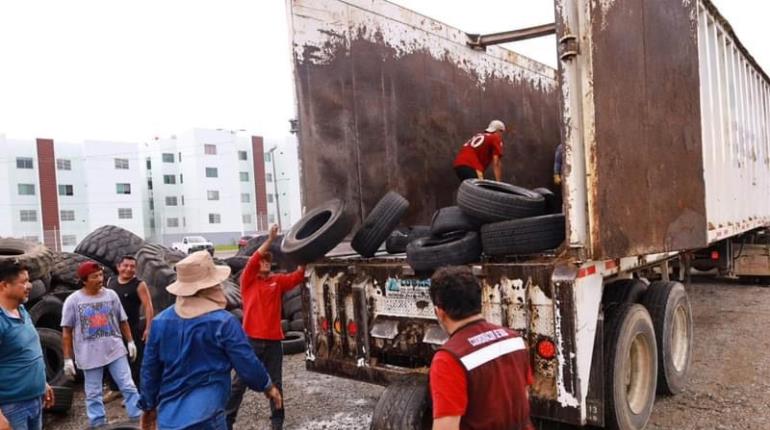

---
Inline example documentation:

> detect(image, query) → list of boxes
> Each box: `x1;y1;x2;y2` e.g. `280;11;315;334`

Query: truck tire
456;179;545;223
222;279;241;310
602;279;649;308
51;252;101;288
30;295;63;331
351;192;410;257
37;328;68;386
406;231;481;273
0;238;54;280
283;295;303;318
74;225;145;271
385;226;431;254
225;256;249;273
604;304;657;430
480;214;565;256
282;199;352;264
289;318;305;331
430;206;482;236
281;331;306;355
641;281;693;395
370;377;432;430
532;187;561;214
281;319;289;333
28;280;47;304
47;385;74;414
135;243;185;312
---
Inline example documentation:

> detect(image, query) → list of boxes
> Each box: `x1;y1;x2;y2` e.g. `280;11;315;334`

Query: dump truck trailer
287;0;770;428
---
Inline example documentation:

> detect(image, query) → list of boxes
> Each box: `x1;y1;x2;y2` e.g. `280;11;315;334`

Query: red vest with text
439;319;532;430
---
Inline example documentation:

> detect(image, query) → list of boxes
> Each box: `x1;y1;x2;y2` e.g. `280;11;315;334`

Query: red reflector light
536;339;557;360
711;251;719;260
320;318;329;331
347;320;358;337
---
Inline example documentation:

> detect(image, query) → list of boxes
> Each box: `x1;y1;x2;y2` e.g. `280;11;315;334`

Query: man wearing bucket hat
61;261;141;428
138;251;280;430
453;119;507;182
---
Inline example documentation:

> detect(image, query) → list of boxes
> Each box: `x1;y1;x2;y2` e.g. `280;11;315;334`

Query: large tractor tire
0;238;54;280
74;225;145;271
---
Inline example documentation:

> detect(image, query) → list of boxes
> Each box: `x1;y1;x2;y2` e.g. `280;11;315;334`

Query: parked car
171;236;214;255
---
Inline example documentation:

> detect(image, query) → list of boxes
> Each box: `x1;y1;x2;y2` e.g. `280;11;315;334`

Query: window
242;214;252;223
205;168;218;178
183;217;186;227
60;210;75;221
146;158;152;170
207;190;220;201
162;153;175;163
167;218;179;227
239;172;249;182
58;184;74;196
163;175;176;184
204;144;217;155
209;213;221;224
20;210;37;222
241;193;250;203
62;235;77;246
114;158;129;169
118;208;133;219
181;195;185;206
147;179;153;190
179;174;183;184
178;152;182;162
18;184;35;196
149;199;154;210
16;157;33;169
57;159;72;170
264;153;272;162
116;183;131;195
267;194;274;203
238;151;248;160
266;173;273;182
165;196;178;206
268;214;276;223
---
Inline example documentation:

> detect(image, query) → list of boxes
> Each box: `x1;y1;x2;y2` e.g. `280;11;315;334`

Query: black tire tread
281;331;306;355
430;206;482;236
406;231;481;272
480;214;565;256
0;237;54;280
370;377;431;430
351;192;410;257
457;180;545;223
282;199;353;264
73;225;145;271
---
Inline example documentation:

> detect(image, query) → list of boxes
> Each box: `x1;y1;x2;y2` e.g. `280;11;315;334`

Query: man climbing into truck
453;119;506;182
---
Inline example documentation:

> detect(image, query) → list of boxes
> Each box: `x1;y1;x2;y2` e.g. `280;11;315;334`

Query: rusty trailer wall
288;0;561;226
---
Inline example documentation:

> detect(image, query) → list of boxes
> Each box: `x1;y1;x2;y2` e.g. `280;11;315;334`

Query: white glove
64;359;76;377
127;341;137;362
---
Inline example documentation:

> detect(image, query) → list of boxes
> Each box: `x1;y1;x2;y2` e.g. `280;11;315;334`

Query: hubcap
671;304;690;372
625;332;653;415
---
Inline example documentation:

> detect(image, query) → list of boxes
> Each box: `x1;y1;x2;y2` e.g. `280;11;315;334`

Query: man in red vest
429;266;533;430
453;119;506;182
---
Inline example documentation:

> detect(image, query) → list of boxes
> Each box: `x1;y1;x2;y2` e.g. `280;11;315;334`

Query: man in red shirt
453;119;506;182
225;224;305;430
429;266;533;430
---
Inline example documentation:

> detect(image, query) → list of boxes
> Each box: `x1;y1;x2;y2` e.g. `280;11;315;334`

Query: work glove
128;341;137;362
553;174;562;185
64;358;76;377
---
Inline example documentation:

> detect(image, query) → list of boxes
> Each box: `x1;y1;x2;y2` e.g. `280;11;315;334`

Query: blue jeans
83;356;141;427
185;411;228;430
0;397;42;430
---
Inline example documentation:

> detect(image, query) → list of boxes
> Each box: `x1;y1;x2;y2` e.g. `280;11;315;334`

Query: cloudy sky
0;0;767;142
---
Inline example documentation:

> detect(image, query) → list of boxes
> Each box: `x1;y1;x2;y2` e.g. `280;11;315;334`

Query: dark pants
225;339;284;430
455;165;478;181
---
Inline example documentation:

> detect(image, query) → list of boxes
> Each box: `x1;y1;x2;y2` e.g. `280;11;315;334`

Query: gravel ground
46;277;770;429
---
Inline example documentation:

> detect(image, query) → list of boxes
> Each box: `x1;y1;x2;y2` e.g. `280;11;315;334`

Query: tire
456;179;545;223
283;295;303;318
28;280;47;304
282;199;353;264
47;385;74;414
351;192;410;257
225;256;249;273
37;328;68;386
370;377;432;430
74;225;145;271
0;237;54;280
385;226;431;254
480;214;565;256
281;331;306;355
533;187;561;214
284;285;302;300
602;279;649;308
281;319;289;333
30;295;63;331
604;304;657;430
641;281;693;395
289;319;305;331
429;206;482;236
135;243;183;312
51;252;101;287
406;231;481;273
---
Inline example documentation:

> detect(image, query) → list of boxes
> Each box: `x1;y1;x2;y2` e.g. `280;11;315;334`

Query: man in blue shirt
139;251;281;430
0;260;54;430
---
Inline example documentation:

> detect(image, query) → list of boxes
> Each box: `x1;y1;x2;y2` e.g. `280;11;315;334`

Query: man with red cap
453;119;506;182
61;261;141;428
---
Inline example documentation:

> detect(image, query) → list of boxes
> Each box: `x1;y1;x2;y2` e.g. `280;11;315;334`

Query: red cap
77;261;102;280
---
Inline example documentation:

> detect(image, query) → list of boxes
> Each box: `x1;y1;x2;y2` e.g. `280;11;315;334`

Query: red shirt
453;132;504;172
240;252;304;340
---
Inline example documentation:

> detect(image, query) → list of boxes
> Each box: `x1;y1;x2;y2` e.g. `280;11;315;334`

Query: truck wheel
351;192;410;258
604;304;657;430
37;328;68;386
74;225;145;271
135;243;186;312
281;331;306;355
47;386;74;414
385;226;430;254
603;279;649;308
282;199;353;264
224;256;249;273
406;231;482;273
641;281;693;395
30;295;63;331
0;238;54;280
370;377;432;430
430;206;482;236
532;187;561;214
480;214;565;256
28;280;48;304
457;179;545;223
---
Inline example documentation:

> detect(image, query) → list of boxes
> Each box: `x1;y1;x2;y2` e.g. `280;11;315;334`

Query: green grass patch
215;244;239;252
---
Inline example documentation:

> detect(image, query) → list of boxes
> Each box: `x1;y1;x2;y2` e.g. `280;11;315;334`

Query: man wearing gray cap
453;119;506;182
